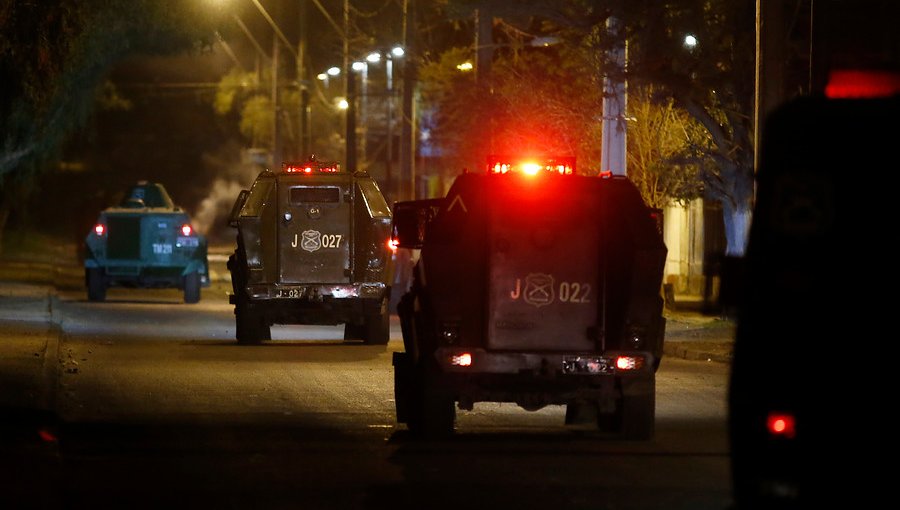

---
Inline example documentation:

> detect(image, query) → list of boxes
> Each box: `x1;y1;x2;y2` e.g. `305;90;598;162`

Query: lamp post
385;46;404;201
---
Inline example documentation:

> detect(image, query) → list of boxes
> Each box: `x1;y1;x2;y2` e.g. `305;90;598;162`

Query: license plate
177;236;199;247
562;357;611;374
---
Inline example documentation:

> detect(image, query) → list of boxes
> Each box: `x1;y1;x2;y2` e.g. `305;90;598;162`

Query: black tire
406;364;455;439
618;377;656;440
393;352;413;424
230;248;269;344
86;268;106;302
343;322;365;341
362;309;390;345
183;272;201;304
235;299;270;345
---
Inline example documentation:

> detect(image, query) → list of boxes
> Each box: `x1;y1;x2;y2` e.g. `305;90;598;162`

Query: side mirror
229;190;250;228
391;199;444;249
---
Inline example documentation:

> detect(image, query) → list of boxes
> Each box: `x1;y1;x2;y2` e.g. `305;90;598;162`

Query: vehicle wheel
393;352;413;424
230;246;269;344
235;300;270;345
183;272;201;304
406;364;455;439
618;377;656;440
86;268;106;302
343;322;365;341
362;309;390;345
565;401;598;426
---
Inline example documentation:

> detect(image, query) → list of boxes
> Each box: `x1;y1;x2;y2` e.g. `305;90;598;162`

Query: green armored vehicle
83;181;209;303
227;158;395;345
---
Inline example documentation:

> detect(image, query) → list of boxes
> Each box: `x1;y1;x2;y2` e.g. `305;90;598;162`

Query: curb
664;342;733;363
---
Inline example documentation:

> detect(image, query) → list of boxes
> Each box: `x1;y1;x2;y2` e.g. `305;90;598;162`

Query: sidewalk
663;295;735;363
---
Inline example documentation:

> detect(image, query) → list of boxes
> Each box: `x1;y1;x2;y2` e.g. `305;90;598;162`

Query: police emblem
300;230;321;252
523;273;555;307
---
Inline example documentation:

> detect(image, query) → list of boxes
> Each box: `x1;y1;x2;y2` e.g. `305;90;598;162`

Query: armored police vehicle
391;157;667;438
83;181;209;303
227;158;394;345
728;77;900;509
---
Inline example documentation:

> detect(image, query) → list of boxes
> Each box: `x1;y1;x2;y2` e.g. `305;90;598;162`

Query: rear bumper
233;284;388;325
416;349;654;409
85;264;210;288
433;347;656;376
244;282;387;300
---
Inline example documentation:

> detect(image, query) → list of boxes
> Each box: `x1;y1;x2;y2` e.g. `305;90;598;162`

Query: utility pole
399;0;416;199
344;0;357;171
600;16;627;176
754;0;786;173
272;26;282;170
298;0;310;158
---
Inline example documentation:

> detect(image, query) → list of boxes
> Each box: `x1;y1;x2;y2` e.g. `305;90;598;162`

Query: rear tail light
767;412;797;439
388;238;399;251
181;224;193;236
38;428;58;443
615;355;645;371
451;353;473;367
94;224;105;236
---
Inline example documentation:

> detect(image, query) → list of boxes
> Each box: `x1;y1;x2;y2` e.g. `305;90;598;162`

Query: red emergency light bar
486;155;576;176
283;160;341;174
825;69;900;99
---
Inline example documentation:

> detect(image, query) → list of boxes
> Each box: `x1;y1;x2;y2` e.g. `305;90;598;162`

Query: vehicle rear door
486;180;600;352
278;177;352;284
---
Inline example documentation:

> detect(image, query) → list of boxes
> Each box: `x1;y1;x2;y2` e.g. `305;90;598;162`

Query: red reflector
451;353;472;367
38;428;58;443
825;69;900;99
767;412;796;438
94;224;105;235
181;224;193;236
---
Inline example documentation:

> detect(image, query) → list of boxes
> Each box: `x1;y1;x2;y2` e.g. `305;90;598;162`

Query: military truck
83;181;209;303
391;157;667;438
227;158;394;345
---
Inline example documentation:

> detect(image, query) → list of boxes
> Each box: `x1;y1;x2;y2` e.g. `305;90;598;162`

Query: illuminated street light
391;46;405;58
352;61;366;72
684;34;698;49
327;66;341;76
366;52;382;63
456;61;474;72
337;98;349;110
317;73;328;81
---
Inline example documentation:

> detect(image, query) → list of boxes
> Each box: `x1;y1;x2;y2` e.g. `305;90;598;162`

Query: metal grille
107;216;141;259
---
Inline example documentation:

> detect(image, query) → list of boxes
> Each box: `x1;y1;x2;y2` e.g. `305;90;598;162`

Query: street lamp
684;34;698;50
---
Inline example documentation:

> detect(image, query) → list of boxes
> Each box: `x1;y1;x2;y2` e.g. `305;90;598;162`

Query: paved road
1;281;733;509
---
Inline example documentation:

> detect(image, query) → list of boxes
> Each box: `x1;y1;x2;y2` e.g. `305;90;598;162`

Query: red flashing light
766;412;797;439
825;69;900;99
94;224;105;236
181;224;193;236
283;161;341;174
486;156;576;176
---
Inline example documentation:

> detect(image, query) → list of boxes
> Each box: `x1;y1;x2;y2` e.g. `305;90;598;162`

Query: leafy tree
213;65;309;160
434;0;756;255
0;0;220;248
627;86;706;210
